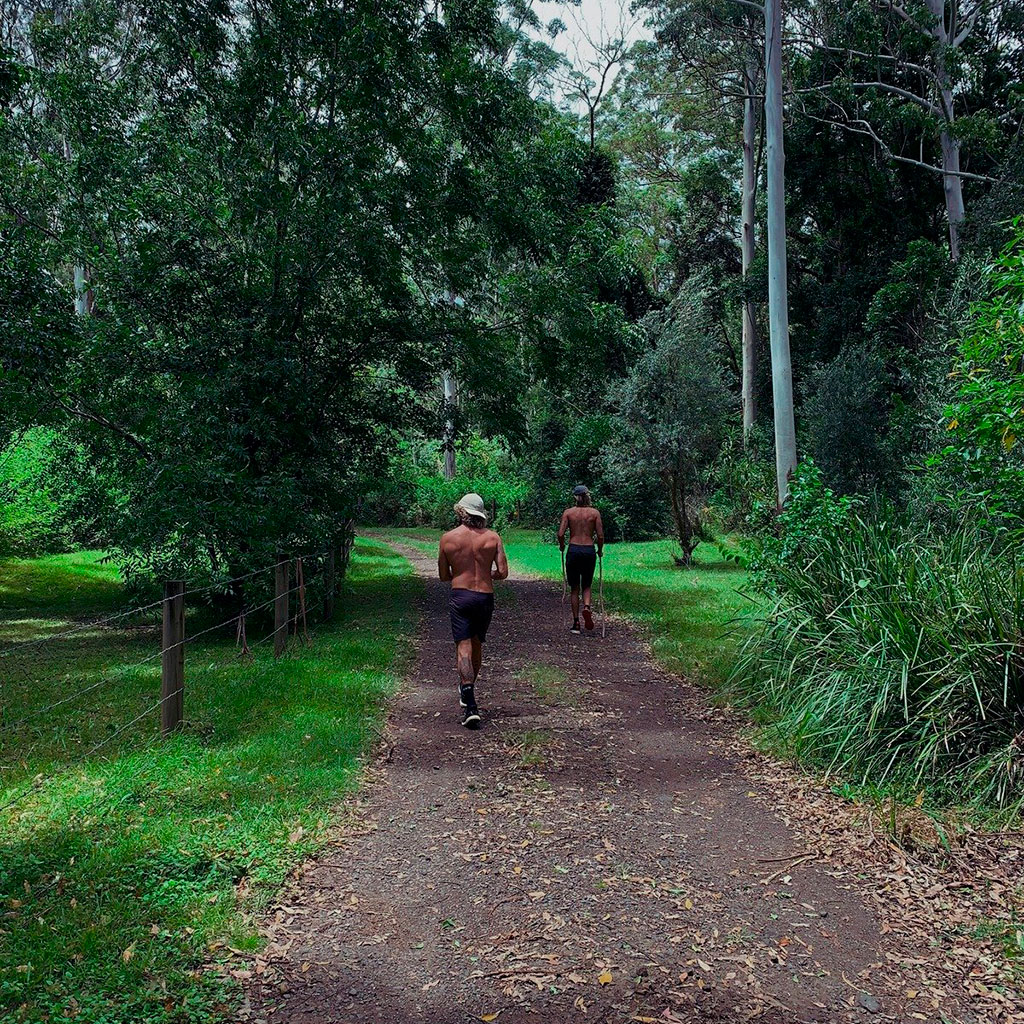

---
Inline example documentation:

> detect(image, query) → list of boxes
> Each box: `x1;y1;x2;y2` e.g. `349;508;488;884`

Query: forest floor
243;542;1022;1024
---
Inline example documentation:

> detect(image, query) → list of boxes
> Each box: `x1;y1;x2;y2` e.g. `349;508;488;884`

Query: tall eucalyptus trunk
442;369;457;480
763;0;797;504
741;57;760;441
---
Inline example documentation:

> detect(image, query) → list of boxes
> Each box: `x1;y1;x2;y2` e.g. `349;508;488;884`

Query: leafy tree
1;0;628;581
611;277;735;562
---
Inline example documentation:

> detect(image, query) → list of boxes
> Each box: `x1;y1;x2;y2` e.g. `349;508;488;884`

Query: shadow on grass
0;538;420;1024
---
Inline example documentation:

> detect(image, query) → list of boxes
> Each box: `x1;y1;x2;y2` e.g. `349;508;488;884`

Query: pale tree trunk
741;57;760;441
937;67;964;261
940;127;964;262
926;1;966;261
763;0;797;504
62;136;94;314
442;369;457;480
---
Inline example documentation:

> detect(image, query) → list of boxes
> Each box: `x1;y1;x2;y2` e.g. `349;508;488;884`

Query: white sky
532;0;652;82
532;0;651;67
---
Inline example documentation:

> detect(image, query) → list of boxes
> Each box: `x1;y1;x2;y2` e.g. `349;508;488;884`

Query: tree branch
882;0;934;38
46;391;152;457
851;80;941;116
952;1;983;47
800;106;1003;182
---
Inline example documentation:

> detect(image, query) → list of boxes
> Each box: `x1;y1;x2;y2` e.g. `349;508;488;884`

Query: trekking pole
599;551;606;638
560;545;568;629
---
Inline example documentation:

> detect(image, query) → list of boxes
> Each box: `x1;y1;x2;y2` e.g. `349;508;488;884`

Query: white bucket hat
454;492;488;521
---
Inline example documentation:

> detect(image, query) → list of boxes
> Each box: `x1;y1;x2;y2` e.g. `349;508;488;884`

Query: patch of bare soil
241;545;1022;1024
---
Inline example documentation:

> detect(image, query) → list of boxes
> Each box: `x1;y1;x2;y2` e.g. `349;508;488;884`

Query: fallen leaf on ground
597;969;612;985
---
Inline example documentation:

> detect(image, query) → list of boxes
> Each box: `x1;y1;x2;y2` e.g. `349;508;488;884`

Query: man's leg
570;587;581;631
582;554;597;630
456;638;481;727
456;638;474;686
471;637;482;681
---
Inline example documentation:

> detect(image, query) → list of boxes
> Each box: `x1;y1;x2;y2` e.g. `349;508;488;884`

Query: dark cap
572;485;589;496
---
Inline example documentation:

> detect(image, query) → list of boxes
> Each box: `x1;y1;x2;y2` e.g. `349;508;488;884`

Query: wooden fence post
161;581;185;736
323;546;336;620
274;555;290;658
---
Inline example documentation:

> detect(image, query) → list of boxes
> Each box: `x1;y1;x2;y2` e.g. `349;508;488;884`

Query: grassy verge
1;540;418;1023
386;527;755;689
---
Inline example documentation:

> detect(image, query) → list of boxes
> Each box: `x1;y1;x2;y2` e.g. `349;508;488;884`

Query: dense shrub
401;474;528;531
610;277;736;561
747;459;857;582
0;430;98;556
707;427;777;537
938;225;1024;534
522;412;668;541
734;481;1024;805
360;435;529;531
803;345;901;495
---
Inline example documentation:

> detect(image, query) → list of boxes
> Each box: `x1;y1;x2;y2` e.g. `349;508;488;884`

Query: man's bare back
438;524;509;592
559;506;604;550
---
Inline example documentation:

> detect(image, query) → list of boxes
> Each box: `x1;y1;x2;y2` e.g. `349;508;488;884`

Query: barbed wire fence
0;520;356;816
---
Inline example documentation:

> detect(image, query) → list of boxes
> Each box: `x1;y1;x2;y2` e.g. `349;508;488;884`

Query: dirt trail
243;545;1009;1024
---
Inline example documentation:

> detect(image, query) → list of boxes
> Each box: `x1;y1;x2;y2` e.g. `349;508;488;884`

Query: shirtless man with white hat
437;493;509;728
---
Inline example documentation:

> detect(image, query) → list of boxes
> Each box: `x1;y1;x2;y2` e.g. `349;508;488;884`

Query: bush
0;429;98;556
402;474;528;531
706;426;777;537
938;223;1024;534
733;509;1024;806
747;459;857;583
803;345;902;495
360;435;527;531
610;276;736;561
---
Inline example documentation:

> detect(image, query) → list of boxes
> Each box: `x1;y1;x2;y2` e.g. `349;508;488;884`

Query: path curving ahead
243;544;1004;1024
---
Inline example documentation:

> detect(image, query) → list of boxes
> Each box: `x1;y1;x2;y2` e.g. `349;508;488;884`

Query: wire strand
0;548;334;659
0;538;349;815
0;579;320;734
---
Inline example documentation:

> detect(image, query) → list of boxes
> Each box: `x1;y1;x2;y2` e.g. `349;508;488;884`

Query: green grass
0;539;419;1023
0;550;124;619
516;663;577;705
498;531;754;687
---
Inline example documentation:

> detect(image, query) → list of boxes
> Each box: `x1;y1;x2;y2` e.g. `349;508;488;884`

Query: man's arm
594;510;605;556
492;536;509;580
438;538;453;581
557;510;569;550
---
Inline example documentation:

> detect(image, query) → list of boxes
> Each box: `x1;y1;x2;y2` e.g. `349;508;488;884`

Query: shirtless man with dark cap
438;492;509;728
558;485;604;634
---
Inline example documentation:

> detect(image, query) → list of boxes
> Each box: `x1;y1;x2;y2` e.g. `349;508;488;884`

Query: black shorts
565;544;597;590
449;588;495;643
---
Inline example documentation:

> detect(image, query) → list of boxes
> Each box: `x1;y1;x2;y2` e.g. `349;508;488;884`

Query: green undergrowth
0;540;419;1023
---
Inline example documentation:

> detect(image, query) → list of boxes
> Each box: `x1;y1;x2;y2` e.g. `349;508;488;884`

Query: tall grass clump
733;464;1024;807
